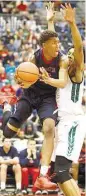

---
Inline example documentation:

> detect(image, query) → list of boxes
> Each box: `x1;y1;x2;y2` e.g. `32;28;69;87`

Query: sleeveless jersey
56;76;84;119
24;49;62;99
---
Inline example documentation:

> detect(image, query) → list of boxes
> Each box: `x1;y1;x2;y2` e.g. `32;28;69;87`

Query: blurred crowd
0;0;85;195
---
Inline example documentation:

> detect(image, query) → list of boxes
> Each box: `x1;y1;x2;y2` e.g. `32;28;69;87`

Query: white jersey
52;77;86;163
56;77;84;119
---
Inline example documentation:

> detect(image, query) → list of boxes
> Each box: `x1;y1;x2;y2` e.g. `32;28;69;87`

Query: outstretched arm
46;2;55;32
61;3;84;69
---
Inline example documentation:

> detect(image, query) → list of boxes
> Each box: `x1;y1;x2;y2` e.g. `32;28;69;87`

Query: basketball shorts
11;96;57;124
3;95;57;130
51;115;86;163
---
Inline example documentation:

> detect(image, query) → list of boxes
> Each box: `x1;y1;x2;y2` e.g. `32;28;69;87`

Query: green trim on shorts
67;122;78;157
71;83;80;102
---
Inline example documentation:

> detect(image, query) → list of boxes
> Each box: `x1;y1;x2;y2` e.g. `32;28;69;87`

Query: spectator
1;79;15;94
3;51;14;66
7;38;15;52
19;139;40;194
16;1;28;12
0;138;22;196
24;120;43;141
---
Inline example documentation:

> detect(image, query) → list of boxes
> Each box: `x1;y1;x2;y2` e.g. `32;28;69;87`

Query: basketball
16;62;39;84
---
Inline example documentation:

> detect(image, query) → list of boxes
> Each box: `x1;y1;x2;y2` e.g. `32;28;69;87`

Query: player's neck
42;48;53;61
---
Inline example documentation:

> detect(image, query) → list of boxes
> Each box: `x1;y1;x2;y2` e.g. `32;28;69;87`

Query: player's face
67;48;74;65
44;37;59;58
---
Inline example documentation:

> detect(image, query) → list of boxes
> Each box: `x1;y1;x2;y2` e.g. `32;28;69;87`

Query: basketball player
1;3;69;191
40;3;86;196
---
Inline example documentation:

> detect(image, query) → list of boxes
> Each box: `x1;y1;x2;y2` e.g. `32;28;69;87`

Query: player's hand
46;2;55;22
40;67;50;84
60;3;76;24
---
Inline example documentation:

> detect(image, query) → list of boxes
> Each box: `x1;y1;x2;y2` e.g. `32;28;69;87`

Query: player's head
67;48;74;65
39;30;59;58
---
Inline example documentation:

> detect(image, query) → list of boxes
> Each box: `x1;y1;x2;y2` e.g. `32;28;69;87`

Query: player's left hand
60;3;76;24
46;2;55;22
40;67;50;84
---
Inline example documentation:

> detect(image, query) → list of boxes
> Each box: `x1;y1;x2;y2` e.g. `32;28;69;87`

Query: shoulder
29;49;41;64
11;146;18;152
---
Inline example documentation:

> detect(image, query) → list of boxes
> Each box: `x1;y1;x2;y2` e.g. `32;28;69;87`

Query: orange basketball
16;62;39;83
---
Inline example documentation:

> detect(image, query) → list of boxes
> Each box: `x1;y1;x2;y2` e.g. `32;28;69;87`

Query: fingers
65;3;69;8
45;1;54;10
68;3;72;8
61;4;65;9
39;67;49;83
60;8;65;18
40;67;48;75
61;3;73;10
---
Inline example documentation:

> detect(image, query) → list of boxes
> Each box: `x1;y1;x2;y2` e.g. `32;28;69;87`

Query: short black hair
39;30;58;46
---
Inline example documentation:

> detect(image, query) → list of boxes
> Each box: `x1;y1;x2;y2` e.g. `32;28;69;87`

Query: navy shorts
37;96;57;123
8;95;57;127
3;95;57;138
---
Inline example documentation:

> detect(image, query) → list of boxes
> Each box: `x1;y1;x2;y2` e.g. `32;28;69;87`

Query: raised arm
61;3;84;69
46;2;55;32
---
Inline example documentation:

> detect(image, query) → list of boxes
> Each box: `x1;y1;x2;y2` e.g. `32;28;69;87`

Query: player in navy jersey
2;4;68;190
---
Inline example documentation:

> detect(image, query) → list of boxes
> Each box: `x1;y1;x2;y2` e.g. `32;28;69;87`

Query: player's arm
40;56;69;88
46;2;55;32
61;3;84;70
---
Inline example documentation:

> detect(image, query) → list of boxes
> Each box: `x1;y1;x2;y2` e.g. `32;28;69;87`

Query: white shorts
51;115;86;163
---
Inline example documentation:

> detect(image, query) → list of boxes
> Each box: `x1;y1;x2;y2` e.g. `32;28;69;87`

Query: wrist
46;77;53;84
69;21;76;27
48;20;54;23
